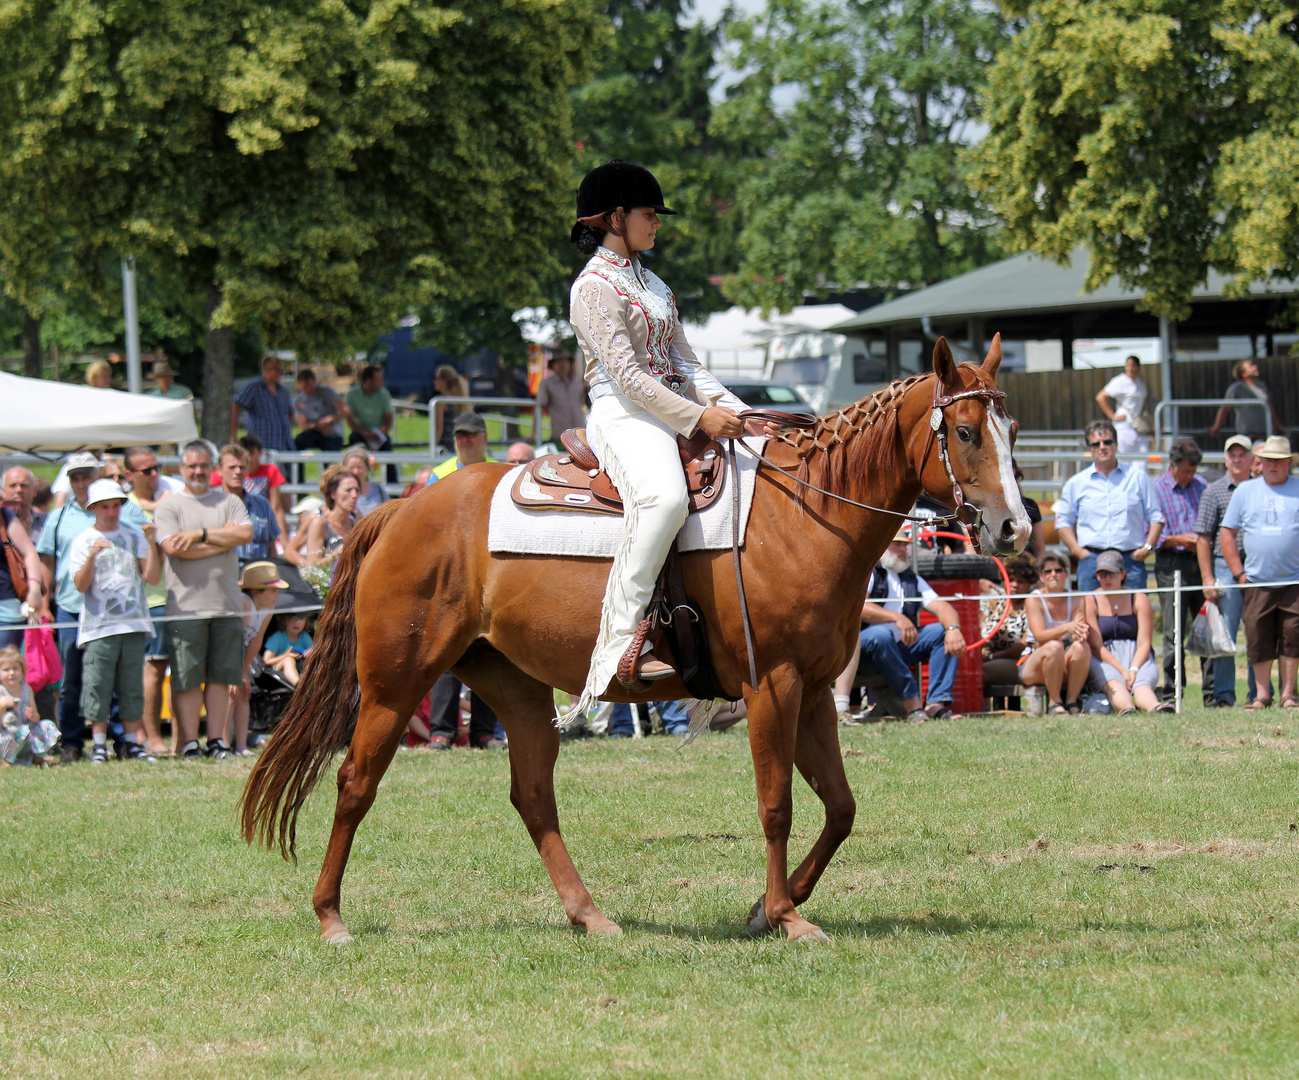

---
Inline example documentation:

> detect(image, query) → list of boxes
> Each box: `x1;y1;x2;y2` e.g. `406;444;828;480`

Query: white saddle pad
487;436;768;557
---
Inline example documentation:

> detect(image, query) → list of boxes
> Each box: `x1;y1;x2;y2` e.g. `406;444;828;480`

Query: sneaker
122;742;158;763
204;738;234;760
88;744;110;764
179;740;203;760
60;745;84;765
426;735;452;750
473;737;507;750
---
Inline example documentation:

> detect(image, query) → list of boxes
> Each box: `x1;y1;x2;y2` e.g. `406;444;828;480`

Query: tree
713;0;1009;312
553;0;742;319
0;0;603;438
973;1;1299;320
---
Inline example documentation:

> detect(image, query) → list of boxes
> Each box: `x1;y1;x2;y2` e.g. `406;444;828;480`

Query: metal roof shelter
830;247;1298;399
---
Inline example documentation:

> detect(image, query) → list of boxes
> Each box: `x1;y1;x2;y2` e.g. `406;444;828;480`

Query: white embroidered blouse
569;247;744;436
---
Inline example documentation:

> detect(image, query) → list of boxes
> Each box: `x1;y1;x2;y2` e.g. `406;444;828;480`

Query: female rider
562;160;775;722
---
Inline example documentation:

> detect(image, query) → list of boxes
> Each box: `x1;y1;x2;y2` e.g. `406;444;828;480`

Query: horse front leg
787;687;856;905
745;667;829;943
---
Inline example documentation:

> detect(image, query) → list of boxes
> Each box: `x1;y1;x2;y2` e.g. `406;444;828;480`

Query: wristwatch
1235;572;1247;583
944;624;961;632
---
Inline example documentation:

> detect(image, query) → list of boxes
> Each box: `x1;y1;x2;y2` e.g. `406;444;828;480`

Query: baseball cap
65;451;101;474
1095;549;1125;574
453;412;487;436
238;561;290;589
290;494;324;515
1223;435;1253;455
85;479;127;507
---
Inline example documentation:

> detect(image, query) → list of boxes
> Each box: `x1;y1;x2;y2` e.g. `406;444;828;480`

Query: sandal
1117;708;1136;716
1244;698;1273;711
1282;698;1299;709
1153;702;1175;714
1048;702;1068;716
923;703;962;721
1064;701;1082;716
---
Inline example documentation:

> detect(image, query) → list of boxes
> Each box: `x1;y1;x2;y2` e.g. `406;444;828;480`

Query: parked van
763;333;928;414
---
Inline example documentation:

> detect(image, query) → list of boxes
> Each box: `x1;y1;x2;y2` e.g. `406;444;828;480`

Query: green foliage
412;296;530;367
975;1;1299;320
715;0;1010;312
0;0;603;351
552;0;741;317
4;709;1299;1077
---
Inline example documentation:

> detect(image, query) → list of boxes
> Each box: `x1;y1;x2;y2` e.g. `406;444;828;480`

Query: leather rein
724;380;1006;690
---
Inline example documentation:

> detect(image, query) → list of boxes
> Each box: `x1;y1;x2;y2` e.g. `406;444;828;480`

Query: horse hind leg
455;642;621;937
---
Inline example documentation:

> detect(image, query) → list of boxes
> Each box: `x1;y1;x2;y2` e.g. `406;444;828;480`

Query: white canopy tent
681;304;858;377
0;372;198;455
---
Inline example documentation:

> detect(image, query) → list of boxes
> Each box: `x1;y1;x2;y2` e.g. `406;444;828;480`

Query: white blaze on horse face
985;406;1031;547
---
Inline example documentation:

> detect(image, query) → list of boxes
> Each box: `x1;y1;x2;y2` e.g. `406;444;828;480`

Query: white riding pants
562;393;689;721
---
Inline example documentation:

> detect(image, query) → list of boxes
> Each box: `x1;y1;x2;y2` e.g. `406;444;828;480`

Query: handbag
23;622;63;691
0;511;28;597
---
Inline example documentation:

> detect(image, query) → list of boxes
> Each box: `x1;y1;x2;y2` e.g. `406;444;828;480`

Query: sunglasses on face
1088;439;1116;449
1041;567;1066;575
134;465;159;475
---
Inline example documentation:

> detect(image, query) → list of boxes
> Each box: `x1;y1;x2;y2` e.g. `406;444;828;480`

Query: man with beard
834;529;968;723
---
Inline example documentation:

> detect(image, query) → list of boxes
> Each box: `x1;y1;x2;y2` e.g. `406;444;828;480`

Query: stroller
247;659;296;739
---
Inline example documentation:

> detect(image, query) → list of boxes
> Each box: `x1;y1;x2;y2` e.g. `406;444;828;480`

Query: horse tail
239;499;404;862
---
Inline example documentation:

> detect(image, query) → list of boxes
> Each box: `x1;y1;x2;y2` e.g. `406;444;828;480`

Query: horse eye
956;426;974;443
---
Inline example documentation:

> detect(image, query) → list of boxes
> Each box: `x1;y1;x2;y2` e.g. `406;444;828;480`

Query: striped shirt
1195;474;1245;560
234;378;295;451
1152;470;1207;552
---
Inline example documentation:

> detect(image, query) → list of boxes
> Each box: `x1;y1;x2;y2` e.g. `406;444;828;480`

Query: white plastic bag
1186;601;1237;658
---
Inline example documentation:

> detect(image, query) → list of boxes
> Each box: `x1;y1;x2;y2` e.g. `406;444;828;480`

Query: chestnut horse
240;337;1029;944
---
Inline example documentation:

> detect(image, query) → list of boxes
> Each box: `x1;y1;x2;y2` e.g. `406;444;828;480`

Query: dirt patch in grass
983;837;1295;865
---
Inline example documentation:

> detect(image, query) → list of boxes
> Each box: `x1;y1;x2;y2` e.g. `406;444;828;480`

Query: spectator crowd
3;349;1295;767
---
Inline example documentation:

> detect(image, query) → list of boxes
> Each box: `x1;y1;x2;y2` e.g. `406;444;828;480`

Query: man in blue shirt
36;452;148;762
217;444;281;562
1055;420;1164;592
231;355;295;452
1221;435;1299;709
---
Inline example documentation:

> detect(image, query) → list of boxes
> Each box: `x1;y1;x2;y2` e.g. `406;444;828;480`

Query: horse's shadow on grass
616;911;1028;942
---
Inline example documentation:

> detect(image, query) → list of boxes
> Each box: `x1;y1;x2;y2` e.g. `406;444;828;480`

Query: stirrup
616;623;676;689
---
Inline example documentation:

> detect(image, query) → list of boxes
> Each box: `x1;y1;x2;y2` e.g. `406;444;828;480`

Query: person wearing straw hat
69;479;162;763
145;357;192;400
1196;435;1258;706
1220;435;1299;709
231;561;290;756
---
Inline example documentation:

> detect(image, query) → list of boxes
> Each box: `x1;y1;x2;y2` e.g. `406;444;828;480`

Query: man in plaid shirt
230;355;294;452
1153;438;1210;704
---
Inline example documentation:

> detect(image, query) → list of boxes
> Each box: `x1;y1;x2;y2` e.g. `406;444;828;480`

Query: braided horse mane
769;373;930;509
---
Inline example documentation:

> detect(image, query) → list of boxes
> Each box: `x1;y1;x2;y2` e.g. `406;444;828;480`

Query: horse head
911;334;1031;556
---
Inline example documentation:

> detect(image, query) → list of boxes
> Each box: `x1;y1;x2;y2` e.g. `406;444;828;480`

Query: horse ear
932;337;961;393
981;333;1003;380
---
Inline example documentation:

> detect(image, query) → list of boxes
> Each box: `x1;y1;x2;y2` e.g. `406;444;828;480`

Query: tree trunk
21;312;42;379
201;285;237;447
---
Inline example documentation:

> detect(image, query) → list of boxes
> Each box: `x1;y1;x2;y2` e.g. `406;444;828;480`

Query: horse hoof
789;925;831;945
746;897;774;938
584;920;623;938
321;928;354;945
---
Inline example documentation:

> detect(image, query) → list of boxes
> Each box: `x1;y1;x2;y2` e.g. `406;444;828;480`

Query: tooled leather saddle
510;427;725;516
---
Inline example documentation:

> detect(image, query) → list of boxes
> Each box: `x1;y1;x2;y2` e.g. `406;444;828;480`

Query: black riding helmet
570;160;677;242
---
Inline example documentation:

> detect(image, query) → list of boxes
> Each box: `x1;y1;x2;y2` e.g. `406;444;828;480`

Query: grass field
3;705;1299;1078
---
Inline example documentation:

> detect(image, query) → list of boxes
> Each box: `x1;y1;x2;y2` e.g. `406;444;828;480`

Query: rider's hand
743;417;785;438
698;406;746;440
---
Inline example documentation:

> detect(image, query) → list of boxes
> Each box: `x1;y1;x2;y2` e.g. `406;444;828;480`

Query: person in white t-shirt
1095;355;1150;455
70;479;162;764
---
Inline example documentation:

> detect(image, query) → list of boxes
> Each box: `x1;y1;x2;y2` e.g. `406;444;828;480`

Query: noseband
917;378;1008;535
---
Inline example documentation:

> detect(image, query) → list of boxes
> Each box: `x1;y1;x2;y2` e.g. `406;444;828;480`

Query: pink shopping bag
23;622;63;691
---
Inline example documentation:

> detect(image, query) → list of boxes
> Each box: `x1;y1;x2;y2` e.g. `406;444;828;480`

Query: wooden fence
1000;355;1298;441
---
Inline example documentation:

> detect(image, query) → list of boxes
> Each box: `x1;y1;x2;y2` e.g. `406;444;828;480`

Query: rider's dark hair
573;222;606;256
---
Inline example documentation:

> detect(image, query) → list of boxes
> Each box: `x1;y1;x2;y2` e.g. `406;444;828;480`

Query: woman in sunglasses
1085;549;1173;715
1022;553;1093;714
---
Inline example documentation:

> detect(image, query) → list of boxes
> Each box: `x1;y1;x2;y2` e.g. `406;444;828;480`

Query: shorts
1242;583;1299;663
143;604;171;661
81;633;147;724
169;616;245;692
1091;638;1158;690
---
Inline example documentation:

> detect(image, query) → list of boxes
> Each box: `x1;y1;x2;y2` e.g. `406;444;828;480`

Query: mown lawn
3;706;1298;1079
